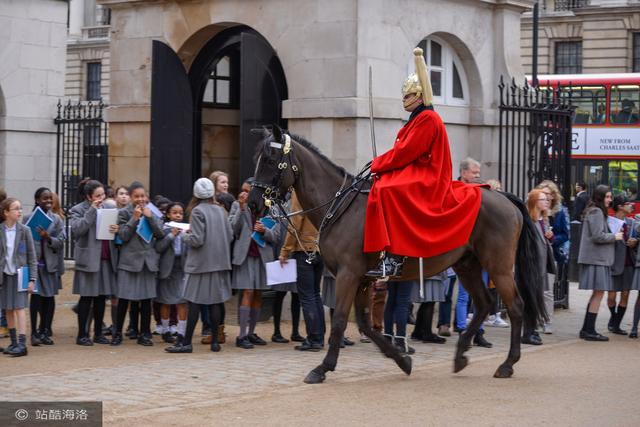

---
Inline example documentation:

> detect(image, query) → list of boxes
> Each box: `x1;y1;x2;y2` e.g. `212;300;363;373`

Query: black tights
184;302;223;345
413;302;436;337
117;299;151;336
30;295;55;336
77;296;106;339
127;301;140;332
273;291;301;336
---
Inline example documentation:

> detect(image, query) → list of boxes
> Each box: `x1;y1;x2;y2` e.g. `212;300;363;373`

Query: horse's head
249;125;299;213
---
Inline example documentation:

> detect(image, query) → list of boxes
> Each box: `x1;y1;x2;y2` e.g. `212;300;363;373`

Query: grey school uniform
321;268;337;309
155;227;187;305
411;270;447;303
22;211;65;297
612;218;635;292
229;201;280;291
577;208;616;291
116;206;164;301
182;203;233;305
0;222;38;310
69;202;119;297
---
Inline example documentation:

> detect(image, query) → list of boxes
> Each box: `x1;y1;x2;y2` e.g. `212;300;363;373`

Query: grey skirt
116;267;157;301
612;266;634;292
73;260;116;297
232;256;268;290
182;270;231;305
321;276;336;309
0;274;29;309
411;279;446;303
37;265;60;297
631;268;640;291
579;264;614;291
156;260;186;305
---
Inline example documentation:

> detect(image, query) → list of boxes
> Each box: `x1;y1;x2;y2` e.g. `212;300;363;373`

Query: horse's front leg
354;284;411;375
304;270;359;384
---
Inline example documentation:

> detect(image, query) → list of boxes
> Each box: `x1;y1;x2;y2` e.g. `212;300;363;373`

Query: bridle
251;134;299;209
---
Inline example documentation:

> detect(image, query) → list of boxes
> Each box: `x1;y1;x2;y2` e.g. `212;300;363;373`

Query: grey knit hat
193;178;214;199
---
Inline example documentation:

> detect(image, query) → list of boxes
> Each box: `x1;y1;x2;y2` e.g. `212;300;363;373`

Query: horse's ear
272;124;282;142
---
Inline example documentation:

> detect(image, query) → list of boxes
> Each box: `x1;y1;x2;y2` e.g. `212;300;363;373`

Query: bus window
610;85;640;124
560;86;606;124
609;161;639;200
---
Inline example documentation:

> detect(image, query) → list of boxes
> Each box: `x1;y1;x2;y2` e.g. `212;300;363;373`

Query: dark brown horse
249;126;547;384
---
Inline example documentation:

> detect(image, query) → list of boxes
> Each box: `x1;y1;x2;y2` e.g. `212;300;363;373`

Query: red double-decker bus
533;73;640;212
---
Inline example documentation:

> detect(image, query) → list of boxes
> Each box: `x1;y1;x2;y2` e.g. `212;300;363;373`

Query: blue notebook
251;217;277;248
17;266;38;294
25;207;53;242
136;217;153;244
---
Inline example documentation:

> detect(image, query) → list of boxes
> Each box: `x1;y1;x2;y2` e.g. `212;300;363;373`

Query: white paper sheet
96;209;119;240
165;221;190;231
607;216;625;235
265;259;297;286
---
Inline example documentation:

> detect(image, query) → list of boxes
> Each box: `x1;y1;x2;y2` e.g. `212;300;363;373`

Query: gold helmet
402;47;433;107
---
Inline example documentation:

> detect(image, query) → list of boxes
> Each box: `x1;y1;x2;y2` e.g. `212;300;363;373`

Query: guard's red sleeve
371;113;437;174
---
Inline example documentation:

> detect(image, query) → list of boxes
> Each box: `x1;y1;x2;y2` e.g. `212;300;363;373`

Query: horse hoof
493;365;514;379
453;356;468;373
303;370;326;384
397;355;412;375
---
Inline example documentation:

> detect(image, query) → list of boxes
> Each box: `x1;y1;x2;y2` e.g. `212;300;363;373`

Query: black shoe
342;337;355;346
608;318;614;332
210;342;221;352
9;344;27;357
76;337;93;346
166;342;193;353
290;333;305;342
294;340;323;352
126;329;139;340
93;335;110;345
162;332;175;344
31;334;42;346
137;334;154;346
393;336;415;355
3;343;16;355
39;332;54;345
473;333;493;348
611;327;628;336
247;333;267;346
236;336;254;349
422;334;446;344
110;333;123;346
629;329;638;339
271;333;290;343
522;333;543;345
365;254;406;278
581;331;609;341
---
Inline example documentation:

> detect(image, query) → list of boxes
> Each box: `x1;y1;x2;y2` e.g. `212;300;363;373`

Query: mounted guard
364;48;485;278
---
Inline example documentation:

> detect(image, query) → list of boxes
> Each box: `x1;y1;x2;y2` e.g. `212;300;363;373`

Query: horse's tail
502;191;549;327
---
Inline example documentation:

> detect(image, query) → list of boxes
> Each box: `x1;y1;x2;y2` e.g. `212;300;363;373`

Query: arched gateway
150;25;287;202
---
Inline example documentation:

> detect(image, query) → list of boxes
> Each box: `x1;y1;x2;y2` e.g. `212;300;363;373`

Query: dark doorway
150;26;287;202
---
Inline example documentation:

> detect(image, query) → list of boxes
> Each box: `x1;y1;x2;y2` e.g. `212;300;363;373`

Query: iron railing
553;0;588;11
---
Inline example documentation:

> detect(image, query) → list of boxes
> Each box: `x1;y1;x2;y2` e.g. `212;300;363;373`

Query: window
610;85;640;124
633;33;640;72
554;41;582;74
86;62;102;101
557;86;606;124
202;54;238;107
414;37;469;106
609;161;639;199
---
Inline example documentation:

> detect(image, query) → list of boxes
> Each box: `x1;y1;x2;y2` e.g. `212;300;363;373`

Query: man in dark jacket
572;182;589;221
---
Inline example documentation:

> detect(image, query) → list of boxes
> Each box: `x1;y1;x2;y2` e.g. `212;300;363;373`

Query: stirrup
365;254;405;278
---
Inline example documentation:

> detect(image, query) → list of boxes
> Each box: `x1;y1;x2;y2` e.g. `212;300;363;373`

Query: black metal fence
498;77;574;308
54;100;109;259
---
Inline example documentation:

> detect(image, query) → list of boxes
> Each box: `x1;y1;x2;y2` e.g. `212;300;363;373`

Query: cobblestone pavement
0;282;634;424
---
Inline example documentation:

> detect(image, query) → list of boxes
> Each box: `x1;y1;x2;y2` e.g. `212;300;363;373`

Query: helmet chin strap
403;94;423;110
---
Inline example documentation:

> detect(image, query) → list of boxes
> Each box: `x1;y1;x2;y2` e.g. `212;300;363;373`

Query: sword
369;65;377;158
419;258;424;299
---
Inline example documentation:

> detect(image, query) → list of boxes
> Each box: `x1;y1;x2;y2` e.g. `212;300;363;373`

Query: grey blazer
0;222;38;284
228;201;280;266
116;205;164;273
155;228;187;279
183;203;233;274
69;201;119;273
22;211;65;273
577;208;616;266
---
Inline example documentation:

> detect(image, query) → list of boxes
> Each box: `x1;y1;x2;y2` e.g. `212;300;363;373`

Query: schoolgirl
578;185;623;341
410;270;448;344
49;191;66;336
0;197;37;356
69;180;119;346
23;188;65;346
166;178;233;353
112;182;164;346
229;180;280;349
155;202;188;343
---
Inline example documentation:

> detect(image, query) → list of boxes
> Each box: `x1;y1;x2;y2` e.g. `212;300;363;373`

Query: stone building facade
0;0;67;210
100;0;534;200
521;0;640;75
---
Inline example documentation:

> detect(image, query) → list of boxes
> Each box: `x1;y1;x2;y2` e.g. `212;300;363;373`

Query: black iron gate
498;77;573;308
54;100;109;259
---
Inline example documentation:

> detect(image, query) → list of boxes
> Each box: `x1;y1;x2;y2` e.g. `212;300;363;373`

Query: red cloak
364;108;483;258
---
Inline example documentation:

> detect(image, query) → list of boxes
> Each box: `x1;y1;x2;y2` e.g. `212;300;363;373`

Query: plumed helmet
402;48;433;106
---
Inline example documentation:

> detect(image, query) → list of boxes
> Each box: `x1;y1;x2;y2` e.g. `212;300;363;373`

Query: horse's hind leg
493;273;523;378
304;270;359;384
354;283;411;375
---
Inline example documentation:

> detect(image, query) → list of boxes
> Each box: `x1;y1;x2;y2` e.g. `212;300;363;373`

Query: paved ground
0;279;638;426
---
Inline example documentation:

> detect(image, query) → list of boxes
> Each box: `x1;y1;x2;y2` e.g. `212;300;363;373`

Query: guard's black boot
366;254;406;278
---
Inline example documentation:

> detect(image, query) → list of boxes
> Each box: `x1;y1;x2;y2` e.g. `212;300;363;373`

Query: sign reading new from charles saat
572;128;640;156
